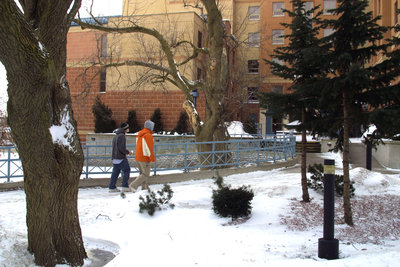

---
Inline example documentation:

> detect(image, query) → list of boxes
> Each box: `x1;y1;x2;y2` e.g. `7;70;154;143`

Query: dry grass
280;195;400;244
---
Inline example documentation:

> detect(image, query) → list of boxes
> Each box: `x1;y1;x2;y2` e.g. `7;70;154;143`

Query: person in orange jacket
129;120;155;192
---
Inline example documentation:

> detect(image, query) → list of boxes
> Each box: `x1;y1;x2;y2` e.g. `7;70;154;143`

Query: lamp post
190;89;198;108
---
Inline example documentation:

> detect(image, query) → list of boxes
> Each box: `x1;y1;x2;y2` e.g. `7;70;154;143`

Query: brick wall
67;67;205;142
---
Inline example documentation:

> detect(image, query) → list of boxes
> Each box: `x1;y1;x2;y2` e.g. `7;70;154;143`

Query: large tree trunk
342;90;354;226
0;1;86;266
301;108;310;202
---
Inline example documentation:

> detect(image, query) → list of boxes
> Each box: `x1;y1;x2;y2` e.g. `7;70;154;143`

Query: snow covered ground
0;151;400;267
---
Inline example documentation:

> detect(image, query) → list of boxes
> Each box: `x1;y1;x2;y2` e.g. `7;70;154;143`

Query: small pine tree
91;96;116;133
150;108;164;133
138;184;175;216
212;173;254;220
243;116;257;135
307;163;355;197
172;111;189;134
127;110;141;133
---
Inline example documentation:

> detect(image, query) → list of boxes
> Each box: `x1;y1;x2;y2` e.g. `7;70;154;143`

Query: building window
272;30;284;45
100;68;106;93
272;85;283;94
324;28;335;37
248;32;260;47
248;6;260;20
323;0;336;15
304;2;314;18
248;60;259;74
272;57;284;67
197;67;202;81
273;2;284;16
395;1;399;25
100;34;107;57
198;31;203;48
247;87;259;102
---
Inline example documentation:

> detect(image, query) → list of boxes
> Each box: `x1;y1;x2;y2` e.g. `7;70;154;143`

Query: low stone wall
374;140;400;169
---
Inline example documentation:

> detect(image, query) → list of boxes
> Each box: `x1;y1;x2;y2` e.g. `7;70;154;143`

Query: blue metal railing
0;134;296;182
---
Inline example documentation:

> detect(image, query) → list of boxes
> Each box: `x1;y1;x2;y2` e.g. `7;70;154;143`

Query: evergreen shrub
150;108;164;133
91;96;116;133
307;163;355;197
212;174;254;220
139;184;175;216
172;111;190;134
127;109;141;133
243;116;257;135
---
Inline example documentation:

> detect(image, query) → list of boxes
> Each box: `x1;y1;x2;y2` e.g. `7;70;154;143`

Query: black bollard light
318;159;339;260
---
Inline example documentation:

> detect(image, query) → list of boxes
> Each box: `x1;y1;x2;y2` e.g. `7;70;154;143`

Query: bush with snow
138;184;175;216
212;173;254;220
307;163;355;197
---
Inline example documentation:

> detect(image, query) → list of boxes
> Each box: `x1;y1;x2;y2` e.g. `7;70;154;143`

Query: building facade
67;0;399;140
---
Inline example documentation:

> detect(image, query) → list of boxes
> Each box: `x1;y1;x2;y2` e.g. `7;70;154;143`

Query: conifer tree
260;0;328;202
92;96;116;133
127;109;141;133
150;108;164;133
321;0;400;225
243;116;257;135
172;111;190;134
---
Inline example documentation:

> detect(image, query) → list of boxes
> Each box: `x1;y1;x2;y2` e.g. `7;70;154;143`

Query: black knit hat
120;123;129;130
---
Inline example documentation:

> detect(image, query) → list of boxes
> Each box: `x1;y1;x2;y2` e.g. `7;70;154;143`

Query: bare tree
74;1;233;145
0;1;86;266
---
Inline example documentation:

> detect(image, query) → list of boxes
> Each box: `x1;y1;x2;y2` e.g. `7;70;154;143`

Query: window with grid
272;85;283;94
100;68;106;93
272;30;284;45
100;34;107;58
273;2;284;16
198;31;203;48
304;2;314;18
248;6;260;20
248;60;259;74
272;57;284;67
247;87;259;102
248;32;260;47
197;67;202;81
323;0;336;15
324;28;335;37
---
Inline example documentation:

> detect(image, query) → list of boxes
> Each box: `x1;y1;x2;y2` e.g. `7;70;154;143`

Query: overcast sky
0;0;123;112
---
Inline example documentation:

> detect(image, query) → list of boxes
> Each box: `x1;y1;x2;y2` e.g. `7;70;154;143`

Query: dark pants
109;158;130;189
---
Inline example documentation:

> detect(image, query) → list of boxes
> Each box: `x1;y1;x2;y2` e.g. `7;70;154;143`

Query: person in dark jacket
109;122;133;192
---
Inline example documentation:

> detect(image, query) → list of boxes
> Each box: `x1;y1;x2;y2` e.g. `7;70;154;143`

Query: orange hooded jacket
135;128;155;162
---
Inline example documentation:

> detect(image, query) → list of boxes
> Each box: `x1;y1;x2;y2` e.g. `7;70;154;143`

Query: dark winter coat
112;128;130;160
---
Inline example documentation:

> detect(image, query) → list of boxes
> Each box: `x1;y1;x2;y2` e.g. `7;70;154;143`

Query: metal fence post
184;142;188;172
154;144;157;176
273;136;277;163
7;147;11;183
85;145;89;179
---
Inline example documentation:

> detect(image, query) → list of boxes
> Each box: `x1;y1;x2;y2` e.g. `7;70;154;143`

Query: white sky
0;0;123;112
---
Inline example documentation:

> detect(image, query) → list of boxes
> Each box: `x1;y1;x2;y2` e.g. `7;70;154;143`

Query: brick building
67;0;399;140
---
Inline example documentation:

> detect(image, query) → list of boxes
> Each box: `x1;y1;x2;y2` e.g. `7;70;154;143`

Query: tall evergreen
127;109;141;133
92;96;116;133
172;111;190;134
150;108;164;133
260;0;328;202
320;0;399;225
